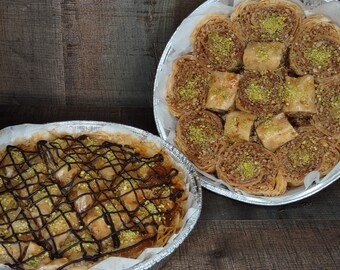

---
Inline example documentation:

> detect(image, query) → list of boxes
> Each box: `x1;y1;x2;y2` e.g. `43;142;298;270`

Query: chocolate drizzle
0;135;184;270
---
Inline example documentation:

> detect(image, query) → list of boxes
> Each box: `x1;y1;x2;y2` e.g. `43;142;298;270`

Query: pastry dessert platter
0;122;201;270
154;0;340;205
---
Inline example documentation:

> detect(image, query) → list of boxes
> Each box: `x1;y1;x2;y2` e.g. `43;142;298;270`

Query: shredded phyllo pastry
192;14;245;71
231;0;304;44
289;15;340;81
0;134;187;269
313;75;340;141
276;127;339;186
165;0;340;196
175;111;223;173
217;143;286;196
166;54;208;118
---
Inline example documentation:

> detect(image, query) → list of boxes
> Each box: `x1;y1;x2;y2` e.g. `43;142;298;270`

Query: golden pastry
166;54;209;118
192;14;245;71
0;133;188;269
217;142;287;196
175;110;223;173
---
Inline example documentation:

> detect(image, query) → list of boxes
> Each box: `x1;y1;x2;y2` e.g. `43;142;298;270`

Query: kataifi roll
231;0;304;44
192;14;245;71
289;15;340;81
236;70;284;116
313;75;340;141
216;142;287;196
166;54;209;118
175;110;223;173
276;127;339;187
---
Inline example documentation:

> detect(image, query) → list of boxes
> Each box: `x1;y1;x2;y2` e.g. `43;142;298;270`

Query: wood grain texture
0;1;65;105
201;182;340;220
163;220;340;270
0;0;207;107
0;105;157;134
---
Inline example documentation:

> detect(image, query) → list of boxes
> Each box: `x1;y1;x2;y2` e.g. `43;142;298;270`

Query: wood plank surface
0;0;207;107
163;220;340;270
0;1;65;105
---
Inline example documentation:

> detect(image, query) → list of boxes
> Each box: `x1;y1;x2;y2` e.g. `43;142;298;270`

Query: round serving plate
153;0;340;206
0;121;202;270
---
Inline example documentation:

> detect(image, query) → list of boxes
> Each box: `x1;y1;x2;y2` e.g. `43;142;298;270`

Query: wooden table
1;105;339;269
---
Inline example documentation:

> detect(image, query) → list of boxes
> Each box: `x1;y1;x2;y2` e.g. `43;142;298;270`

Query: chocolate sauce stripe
0;134;183;269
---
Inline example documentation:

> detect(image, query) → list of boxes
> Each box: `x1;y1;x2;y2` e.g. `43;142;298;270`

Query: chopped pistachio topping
210;87;228;99
259;15;286;37
104;203;117;212
331;95;340;120
13;220;29;233
304;45;332;67
255;48;270;62
26;256;40;266
144;200;158;214
10;149;24;163
289;149;311;167
119;230;140;244
208;32;234;60
237;159;259;179
178;80;198;99
105;151;115;161
187;124;214;145
246;82;269;103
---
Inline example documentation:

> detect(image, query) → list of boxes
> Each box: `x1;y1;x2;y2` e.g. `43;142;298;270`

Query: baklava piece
236;70;284;116
289;15;340;81
231;0;304;44
256;113;298;152
217;142;287;196
276;127;339;186
206;71;240;112
166;54;209;118
175;110;223;173
192;14;245;71
313;75;340;141
283;75;316;116
224;111;256;142
243;42;286;72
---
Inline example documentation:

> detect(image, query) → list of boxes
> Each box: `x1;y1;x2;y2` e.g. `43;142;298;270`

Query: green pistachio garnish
208;32;234;60
260;15;286;37
237;159;259;179
255;48;270;62
178;80;198;99
188;124;212;144
304;45;332;67
330;95;340;120
247;82;270;103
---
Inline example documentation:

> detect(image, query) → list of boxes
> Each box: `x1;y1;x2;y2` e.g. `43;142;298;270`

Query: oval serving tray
153;0;340;206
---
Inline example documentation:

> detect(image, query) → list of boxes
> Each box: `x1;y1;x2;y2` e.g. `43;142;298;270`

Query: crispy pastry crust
276;127;339;186
216;142;287;196
313;75;340;141
192;14;245;71
289;15;340;81
166;54;209;118
231;0;304;44
175;110;223;173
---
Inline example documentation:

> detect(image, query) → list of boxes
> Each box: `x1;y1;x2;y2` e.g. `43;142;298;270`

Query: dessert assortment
165;0;340;196
0;131;189;269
